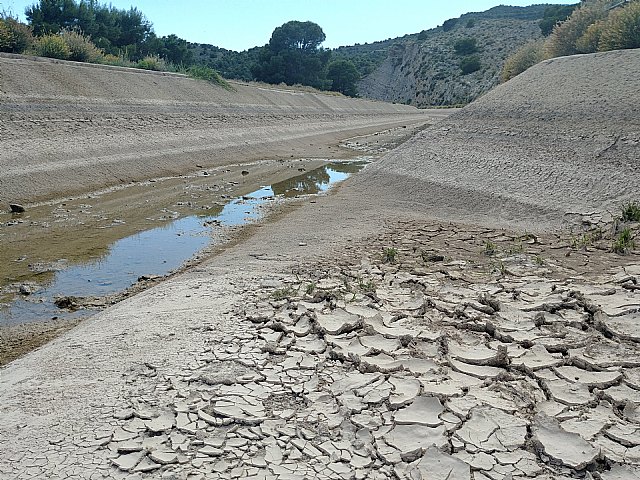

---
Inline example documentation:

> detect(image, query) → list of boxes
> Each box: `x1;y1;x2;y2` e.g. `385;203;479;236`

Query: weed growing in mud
272;286;297;301
612;228;636;254
483;240;497;256
570;228;604;250
621;202;640;222
535;255;545;266
357;277;376;293
383;247;398;264
305;282;316;296
507;241;524;255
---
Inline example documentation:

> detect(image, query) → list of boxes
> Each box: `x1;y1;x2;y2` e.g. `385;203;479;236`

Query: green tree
327;59;359;96
25;0;152;58
26;0;79;35
159;34;193;66
598;1;640;51
253;21;331;89
0;14;33;53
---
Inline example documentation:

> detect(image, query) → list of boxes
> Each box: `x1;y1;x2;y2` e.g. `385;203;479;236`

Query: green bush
575;20;605;53
33;34;70;60
454;37;478;55
622;201;640;222
136;55;166;71
0;20;10;52
187;65;232;89
0;16;33;53
460;55;481;74
501;40;545;82
544;0;608;58
598;1;640;51
60;29;103;62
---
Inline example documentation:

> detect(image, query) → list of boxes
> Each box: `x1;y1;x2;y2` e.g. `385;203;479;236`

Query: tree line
0;0;360;96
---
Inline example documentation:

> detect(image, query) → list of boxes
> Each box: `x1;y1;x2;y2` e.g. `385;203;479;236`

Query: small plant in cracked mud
621;202;640;222
483;240;497;256
383;247;398;264
612;228;636;254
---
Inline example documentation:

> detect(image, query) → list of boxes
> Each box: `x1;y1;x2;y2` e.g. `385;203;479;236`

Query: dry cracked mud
6;219;637;480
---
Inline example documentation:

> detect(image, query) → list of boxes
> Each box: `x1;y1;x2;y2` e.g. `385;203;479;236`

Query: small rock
9;203;25;213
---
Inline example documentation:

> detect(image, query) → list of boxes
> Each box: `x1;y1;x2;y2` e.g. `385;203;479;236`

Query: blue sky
1;1;570;51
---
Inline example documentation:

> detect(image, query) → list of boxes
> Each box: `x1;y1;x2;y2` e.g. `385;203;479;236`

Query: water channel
0;161;367;325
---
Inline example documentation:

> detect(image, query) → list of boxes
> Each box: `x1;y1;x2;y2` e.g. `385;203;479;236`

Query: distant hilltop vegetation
191;4;575;108
15;1;639;108
335;5;558;107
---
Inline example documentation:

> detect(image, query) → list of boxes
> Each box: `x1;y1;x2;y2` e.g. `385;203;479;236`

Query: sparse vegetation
383;247;398;264
484;241;497;256
305;282;316;295
621;201;640;222
503;0;640;82
272;286;297;301
357;277;376;293
501;39;544;82
612;228;636;254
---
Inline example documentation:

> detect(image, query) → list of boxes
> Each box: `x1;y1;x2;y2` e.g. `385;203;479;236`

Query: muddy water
0;161;367;325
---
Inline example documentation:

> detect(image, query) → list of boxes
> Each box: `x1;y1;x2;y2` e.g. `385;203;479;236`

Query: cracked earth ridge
23;221;638;480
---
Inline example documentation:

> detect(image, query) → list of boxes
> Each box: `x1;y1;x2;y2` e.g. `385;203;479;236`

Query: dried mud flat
0;51;639;480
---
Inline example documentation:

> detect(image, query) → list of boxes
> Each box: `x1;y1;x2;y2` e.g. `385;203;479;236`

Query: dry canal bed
0;124;421;365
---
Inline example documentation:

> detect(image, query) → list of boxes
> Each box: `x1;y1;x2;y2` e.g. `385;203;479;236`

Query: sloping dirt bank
0;53;443;205
355;49;640;230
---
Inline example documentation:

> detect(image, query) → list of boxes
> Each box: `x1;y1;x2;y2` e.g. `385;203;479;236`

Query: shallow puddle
0;161;367;325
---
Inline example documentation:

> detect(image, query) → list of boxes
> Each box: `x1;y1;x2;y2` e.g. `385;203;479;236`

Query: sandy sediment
0;50;639;479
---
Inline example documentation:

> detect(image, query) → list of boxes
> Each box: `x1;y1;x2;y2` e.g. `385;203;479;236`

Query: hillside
345;5;549;107
355;48;640;226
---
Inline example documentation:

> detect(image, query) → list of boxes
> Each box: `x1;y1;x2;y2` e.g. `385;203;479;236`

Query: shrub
544;0;608;58
501;40;545;82
136;55;166;71
622;201;640;222
0;20;10;52
99;54;135;67
60;29;103;62
575;20;605;53
612;228;636;254
539;4;581;36
466;19;476;28
454;37;478;55
33;34;70;60
187;65;232;89
0;16;33;53
460;55;481;74
598;1;640;51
